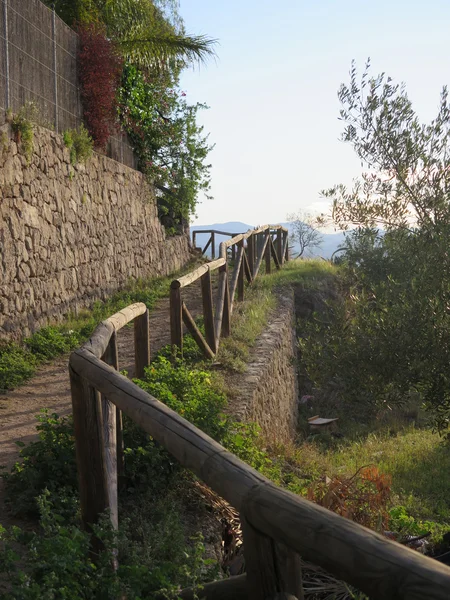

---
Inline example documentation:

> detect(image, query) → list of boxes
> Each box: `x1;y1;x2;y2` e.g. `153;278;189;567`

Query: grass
0;258;203;392
329;427;450;523
218;258;337;371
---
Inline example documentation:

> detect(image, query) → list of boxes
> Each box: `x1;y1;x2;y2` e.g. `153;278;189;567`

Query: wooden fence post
215;263;230;340
134;309;150;379
182;302;215;359
211;231;216;259
248;233;255;277
241;512;304;600
201;269;216;354
70;365;113;547
102;332;123;496
265;231;271;274
170;282;183;357
284;230;290;262
277;229;283;265
238;240;245;301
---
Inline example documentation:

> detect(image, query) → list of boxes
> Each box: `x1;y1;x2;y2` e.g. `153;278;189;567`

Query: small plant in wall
11;101;38;163
63;124;93;164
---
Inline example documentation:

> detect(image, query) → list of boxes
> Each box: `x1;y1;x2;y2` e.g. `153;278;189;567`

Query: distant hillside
190;221;347;259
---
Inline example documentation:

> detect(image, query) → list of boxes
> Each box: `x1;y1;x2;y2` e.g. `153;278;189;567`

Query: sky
179;0;450;228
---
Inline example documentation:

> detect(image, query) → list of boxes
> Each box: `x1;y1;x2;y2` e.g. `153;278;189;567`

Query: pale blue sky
180;1;450;227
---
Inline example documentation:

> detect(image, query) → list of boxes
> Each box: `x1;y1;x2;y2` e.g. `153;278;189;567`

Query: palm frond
117;32;217;68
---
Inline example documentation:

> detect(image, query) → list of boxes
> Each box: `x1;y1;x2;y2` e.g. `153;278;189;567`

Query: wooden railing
171;225;289;358
192;229;244;258
69;301;450;599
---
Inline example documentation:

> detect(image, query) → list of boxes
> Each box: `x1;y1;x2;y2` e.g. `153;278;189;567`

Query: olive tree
305;60;450;428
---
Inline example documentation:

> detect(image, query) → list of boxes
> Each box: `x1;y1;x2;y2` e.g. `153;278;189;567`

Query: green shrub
388;505;447;543
135;355;227;440
11;102;38;163
0;491;193;599
0;341;36;391
1;411;77;519
63;124;93;164
25;327;81;361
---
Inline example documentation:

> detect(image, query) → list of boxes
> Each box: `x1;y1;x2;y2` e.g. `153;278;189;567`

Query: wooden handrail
193;229;245;237
69;345;450;599
172;225;288;358
172;258;226;289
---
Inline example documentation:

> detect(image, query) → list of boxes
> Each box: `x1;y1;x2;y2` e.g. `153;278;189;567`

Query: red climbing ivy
77;24;123;149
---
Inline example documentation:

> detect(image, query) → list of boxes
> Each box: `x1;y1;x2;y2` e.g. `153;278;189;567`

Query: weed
11;102;38;163
1;411;77;519
63;124;93;164
0;490;212;599
0;341;36;392
25;327;81;361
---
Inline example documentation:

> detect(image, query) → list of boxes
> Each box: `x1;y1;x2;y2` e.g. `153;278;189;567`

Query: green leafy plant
0;489;215;599
63;124;93;164
135;355;227;440
0;341;36;392
118;63;213;230
1;411;78;519
11;102;38;163
25;327;81;361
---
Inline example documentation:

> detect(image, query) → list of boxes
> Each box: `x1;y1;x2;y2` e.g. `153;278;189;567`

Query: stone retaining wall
0;124;191;338
228;290;299;442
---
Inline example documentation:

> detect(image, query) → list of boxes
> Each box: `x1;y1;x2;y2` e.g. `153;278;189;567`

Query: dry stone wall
0;124;191;338
227;291;299;442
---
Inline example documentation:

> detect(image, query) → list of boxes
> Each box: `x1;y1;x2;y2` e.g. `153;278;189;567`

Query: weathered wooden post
215;262;230;339
240;507;303;600
276;228;284;265
238;240;245;301
248;232;255;277
134;308;150;378
265;230;271;274
201;268;216;354
284;230;290;262
70;363;116;545
102;332;123;491
170;281;183;356
211;231;216;259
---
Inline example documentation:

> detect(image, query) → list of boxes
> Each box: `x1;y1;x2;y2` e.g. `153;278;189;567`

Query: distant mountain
190;221;347;259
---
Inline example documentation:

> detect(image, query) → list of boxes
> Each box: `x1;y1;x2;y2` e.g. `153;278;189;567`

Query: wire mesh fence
0;0;136;169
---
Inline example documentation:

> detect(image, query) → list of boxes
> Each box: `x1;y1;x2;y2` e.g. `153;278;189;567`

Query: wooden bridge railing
69;303;450;599
171;225;289;358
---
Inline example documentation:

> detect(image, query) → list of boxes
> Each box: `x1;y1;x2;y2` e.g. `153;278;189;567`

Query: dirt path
0;280;204;525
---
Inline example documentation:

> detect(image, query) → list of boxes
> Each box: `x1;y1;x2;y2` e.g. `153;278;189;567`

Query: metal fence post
3;0;10;110
52;4;58;132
